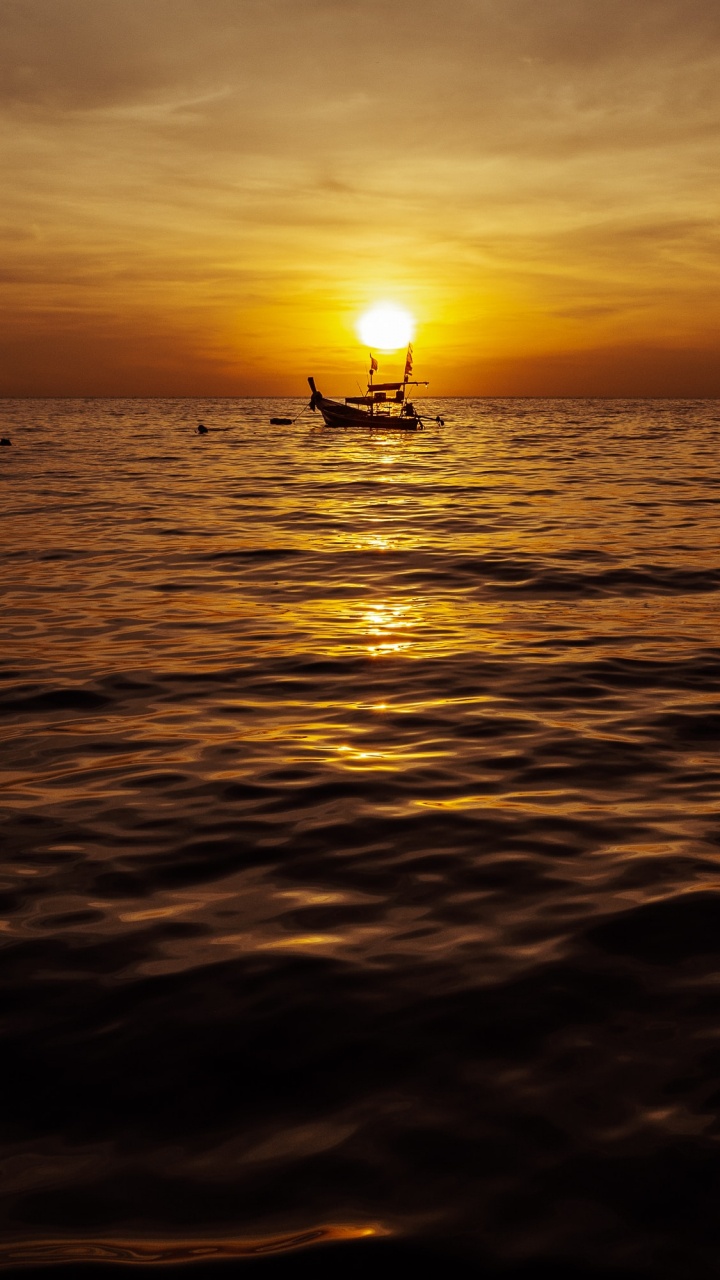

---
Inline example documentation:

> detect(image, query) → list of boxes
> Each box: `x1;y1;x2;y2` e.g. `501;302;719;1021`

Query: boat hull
316;396;421;431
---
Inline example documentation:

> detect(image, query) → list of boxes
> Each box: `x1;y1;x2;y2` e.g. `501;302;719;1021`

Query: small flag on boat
369;355;378;373
404;344;413;378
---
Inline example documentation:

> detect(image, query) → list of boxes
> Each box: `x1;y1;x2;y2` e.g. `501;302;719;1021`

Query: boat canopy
367;382;403;392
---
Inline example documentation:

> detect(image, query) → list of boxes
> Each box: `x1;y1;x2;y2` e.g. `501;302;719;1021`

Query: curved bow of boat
307;376;323;412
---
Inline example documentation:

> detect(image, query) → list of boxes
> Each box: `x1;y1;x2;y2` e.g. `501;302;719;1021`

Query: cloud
2;0;720;393
4;1;720;120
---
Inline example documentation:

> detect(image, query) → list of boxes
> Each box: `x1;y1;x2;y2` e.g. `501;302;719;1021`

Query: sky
2;0;720;397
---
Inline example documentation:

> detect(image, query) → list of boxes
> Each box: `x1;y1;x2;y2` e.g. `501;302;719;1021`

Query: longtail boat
307;345;443;431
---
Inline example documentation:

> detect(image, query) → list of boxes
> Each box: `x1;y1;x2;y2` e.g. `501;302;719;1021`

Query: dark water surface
2;397;720;1278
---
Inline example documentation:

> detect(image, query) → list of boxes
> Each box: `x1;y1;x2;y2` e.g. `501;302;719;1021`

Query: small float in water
307;346;443;431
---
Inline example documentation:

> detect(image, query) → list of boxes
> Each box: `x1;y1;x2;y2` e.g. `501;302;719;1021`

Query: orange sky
3;0;720;397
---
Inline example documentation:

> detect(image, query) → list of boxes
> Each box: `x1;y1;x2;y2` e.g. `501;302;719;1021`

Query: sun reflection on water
0;1224;387;1267
5;398;720;1268
362;599;418;655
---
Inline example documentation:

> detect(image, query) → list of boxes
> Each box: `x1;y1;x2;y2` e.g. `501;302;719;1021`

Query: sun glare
357;304;415;352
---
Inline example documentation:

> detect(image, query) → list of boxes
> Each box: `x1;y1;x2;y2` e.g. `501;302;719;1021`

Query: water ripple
2;397;720;1275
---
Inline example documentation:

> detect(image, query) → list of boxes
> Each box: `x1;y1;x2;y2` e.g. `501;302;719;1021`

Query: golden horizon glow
357;304;415;353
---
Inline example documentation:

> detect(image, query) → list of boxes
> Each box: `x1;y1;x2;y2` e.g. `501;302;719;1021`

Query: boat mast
368;353;377;417
402;343;413;412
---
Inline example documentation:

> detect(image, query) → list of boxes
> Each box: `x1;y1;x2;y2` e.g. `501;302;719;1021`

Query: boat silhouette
308;345;443;431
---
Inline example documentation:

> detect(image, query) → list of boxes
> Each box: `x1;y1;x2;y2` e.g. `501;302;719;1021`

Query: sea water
2;397;720;1277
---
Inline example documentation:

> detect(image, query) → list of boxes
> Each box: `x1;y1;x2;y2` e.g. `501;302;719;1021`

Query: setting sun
357;304;415;353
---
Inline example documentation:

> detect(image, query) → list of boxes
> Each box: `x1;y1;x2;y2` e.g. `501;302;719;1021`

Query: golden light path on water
2;395;720;1272
0;1223;385;1268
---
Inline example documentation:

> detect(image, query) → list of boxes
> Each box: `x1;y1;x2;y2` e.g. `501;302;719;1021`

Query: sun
357;303;415;352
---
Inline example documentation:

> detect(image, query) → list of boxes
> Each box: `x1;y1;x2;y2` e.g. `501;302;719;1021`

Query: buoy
0;437;11;446
197;424;208;435
270;417;293;425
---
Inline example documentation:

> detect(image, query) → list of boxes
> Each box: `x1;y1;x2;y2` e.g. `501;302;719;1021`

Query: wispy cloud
2;0;720;393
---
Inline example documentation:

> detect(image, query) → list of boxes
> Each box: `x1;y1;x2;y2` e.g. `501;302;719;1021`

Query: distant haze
3;0;720;396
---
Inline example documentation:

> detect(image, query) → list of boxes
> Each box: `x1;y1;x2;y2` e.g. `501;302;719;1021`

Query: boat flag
369;355;378;374
404;344;413;379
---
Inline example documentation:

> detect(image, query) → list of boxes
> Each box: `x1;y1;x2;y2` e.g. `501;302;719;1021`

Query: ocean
2;396;720;1278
